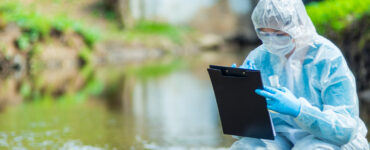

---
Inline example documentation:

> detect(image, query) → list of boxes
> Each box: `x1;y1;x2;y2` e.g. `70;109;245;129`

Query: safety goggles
256;29;289;37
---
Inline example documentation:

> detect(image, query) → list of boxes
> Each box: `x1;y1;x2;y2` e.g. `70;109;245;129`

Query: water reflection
132;71;233;148
0;65;235;149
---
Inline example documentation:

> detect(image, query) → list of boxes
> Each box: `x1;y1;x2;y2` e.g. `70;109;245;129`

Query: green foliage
79;47;93;65
72;22;101;47
124;21;189;44
19;82;32;98
91;1;117;22
306;0;370;34
16;34;31;50
0;1;100;47
79;64;104;97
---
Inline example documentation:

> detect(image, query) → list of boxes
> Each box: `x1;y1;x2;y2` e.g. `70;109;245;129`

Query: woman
230;0;369;149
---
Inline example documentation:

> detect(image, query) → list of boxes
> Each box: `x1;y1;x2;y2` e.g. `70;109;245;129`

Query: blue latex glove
255;86;301;117
241;60;256;70
231;60;256;70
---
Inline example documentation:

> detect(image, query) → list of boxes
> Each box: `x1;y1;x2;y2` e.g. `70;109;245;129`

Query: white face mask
257;31;296;56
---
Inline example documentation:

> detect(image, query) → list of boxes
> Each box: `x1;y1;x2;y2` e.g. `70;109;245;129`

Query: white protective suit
230;0;369;149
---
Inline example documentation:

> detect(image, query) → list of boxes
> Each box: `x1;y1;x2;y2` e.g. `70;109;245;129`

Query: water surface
0;66;235;149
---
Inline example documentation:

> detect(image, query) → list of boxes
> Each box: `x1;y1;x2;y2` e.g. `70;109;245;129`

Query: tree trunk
117;0;135;28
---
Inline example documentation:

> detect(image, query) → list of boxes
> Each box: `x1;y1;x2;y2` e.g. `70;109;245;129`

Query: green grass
123;21;190;44
306;0;370;34
0;1;100;48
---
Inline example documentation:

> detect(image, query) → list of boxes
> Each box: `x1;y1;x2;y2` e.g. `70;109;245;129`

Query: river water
0;53;242;149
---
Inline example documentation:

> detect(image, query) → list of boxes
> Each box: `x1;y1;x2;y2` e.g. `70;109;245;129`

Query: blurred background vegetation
0;0;368;149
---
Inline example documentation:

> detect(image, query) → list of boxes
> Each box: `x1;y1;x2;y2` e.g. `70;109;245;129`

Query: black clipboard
207;65;275;140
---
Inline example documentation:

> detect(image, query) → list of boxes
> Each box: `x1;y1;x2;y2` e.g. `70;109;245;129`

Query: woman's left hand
231;60;256;70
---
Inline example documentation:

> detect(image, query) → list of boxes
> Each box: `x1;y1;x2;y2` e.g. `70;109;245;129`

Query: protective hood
252;0;318;50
